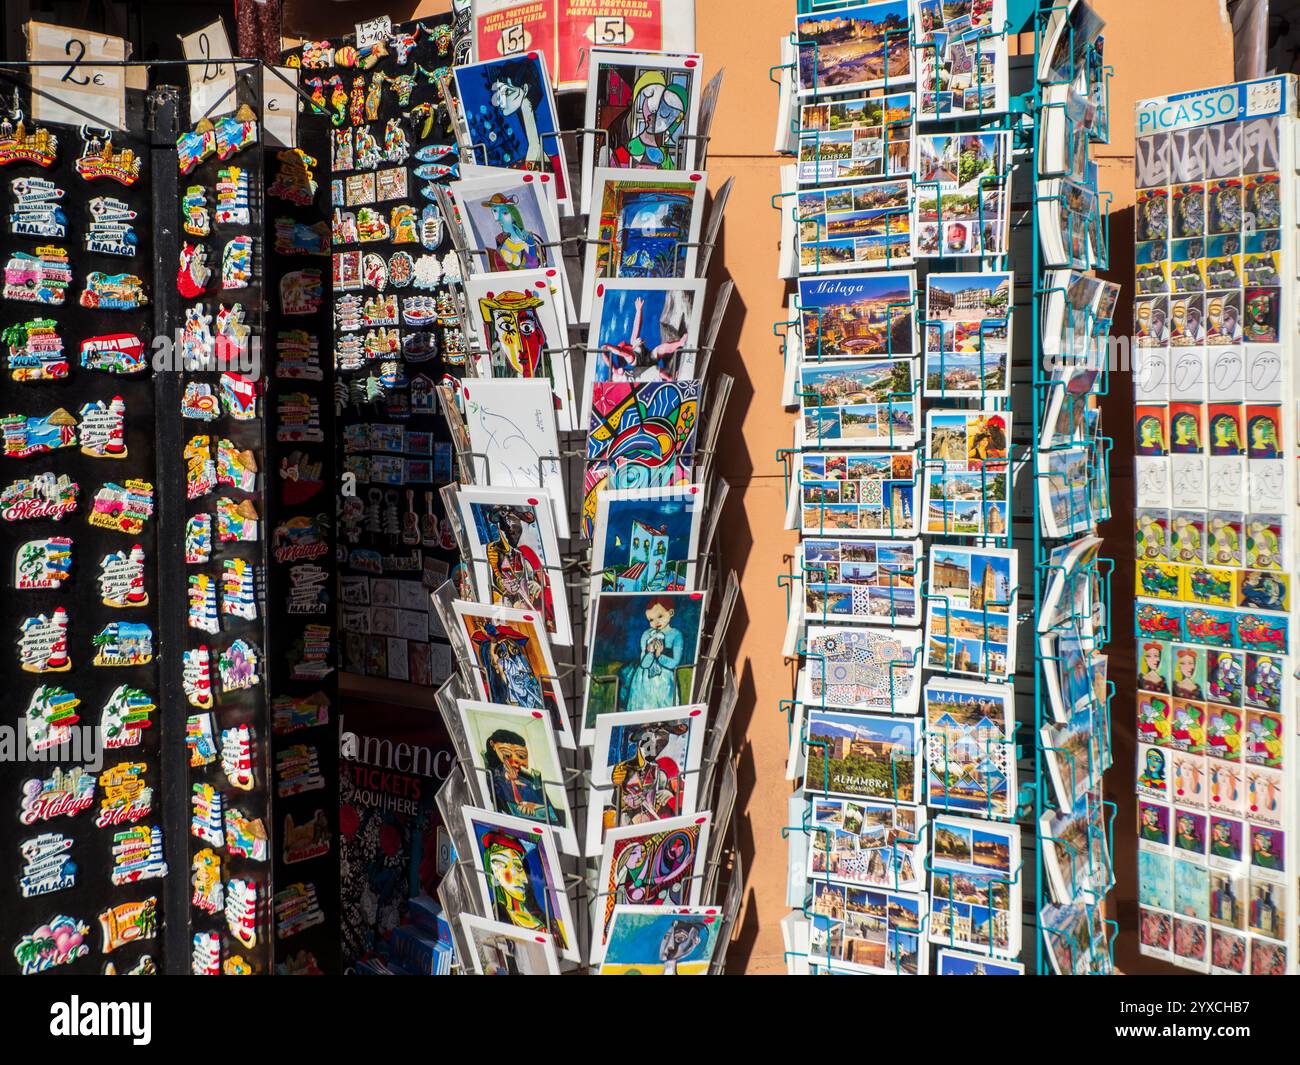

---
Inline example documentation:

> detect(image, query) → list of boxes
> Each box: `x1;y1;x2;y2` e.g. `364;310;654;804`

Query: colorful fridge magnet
275;392;323;442
85;196;137;256
221;724;255;790
191;849;223;914
181;381;219;421
3;318;66;380
176;242;210;298
413;254;443;290
182;185;210;235
221;236;253;289
80;332;145;374
13;916;88;974
185;712;217;767
270;692;330;734
3;473;77;521
24;685;80;752
275;744;325;796
191;782;223;845
18;608;71;673
279;451;323;504
188;573;219;633
282;810;331;864
191;932;220;975
90;621;153;666
216;496;259;541
76;128;140;185
221;558;258;620
354;126;382;169
274;217;329;256
100;685;155;749
356;205;389;242
182;645;213;708
280;269;324;314
110;824;166;884
80;271;147;310
78;397;127;458
225;809;269;861
19;832;76;897
87;479;154;534
14;536;73;589
97;545;147;607
275;883;326;940
185;436;216;499
184;513;212;563
2;245;71;304
10;177;66;237
214;303;250;350
218;372;257;419
0;100;58;168
268;148;319;205
20;766;95;825
215;166;250;224
176;123;216;174
2;407;77;456
225;878;258;948
273;330;321;381
97;897;156;954
331;126;354;170
214;107;258;160
289;624;332;681
286;564;328;615
273;516;328;562
217;638;261;691
95;762;152;827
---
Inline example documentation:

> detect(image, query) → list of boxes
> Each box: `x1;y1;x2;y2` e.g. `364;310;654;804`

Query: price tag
262;66;298;148
26;20;127;131
355;16;392;49
179;20;237;125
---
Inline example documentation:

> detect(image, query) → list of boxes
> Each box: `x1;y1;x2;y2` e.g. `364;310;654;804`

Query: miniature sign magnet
78;397;128;458
15;536;73;589
97;545;147;607
182;645;213;708
87;479;154;534
100;685;155;749
18;608;71;673
19;832;76;897
24;685;80;752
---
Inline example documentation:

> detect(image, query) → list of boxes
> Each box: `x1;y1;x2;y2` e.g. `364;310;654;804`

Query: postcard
922;409;1011;536
799;624;922;714
581;169;708;320
796;178;913;271
796;450;919;536
462;806;578;961
582;379;700;538
923;271;1012;398
808;877;928;974
1042;698;1107;813
798;356;918;447
591;812;712;963
1041;789;1111;904
795;1;914;96
802;708;922;803
929;813;1022;956
1038;446;1102;538
914;132;1011;258
798;271;917;360
1041;630;1102;724
796;536;921;640
798;91;914;184
589;484;704;600
1041;900;1106;975
914;0;1009;120
582;589;707;744
587;704;707;857
462;269;577;430
584;278;707;425
452;53;570;207
924;544;1017;681
581;49;703;213
936;947;1024;975
461;377;569;537
598;904;722;975
458;913;561;975
456;700;578;854
924;678;1016;819
456;484;572;646
450;600;574;748
1037;535;1104;635
807;795;926;892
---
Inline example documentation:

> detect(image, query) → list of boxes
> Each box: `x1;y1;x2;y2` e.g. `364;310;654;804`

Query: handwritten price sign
26;20;127;130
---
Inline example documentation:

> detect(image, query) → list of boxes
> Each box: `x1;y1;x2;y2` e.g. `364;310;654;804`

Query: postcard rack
418;54;744;973
769;0;1116;975
1131;75;1299;975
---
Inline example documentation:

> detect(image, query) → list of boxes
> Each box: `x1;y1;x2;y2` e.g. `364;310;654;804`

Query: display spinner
417;37;745;973
0;79;164;975
1131;75;1297;975
772;0;1117;974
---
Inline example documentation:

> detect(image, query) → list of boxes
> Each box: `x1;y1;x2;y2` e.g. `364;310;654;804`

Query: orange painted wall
283;0;1234;973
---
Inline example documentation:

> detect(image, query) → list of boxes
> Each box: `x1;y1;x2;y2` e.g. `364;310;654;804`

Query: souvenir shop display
1132;73;1297;975
773;0;1116;975
419;11;743;973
